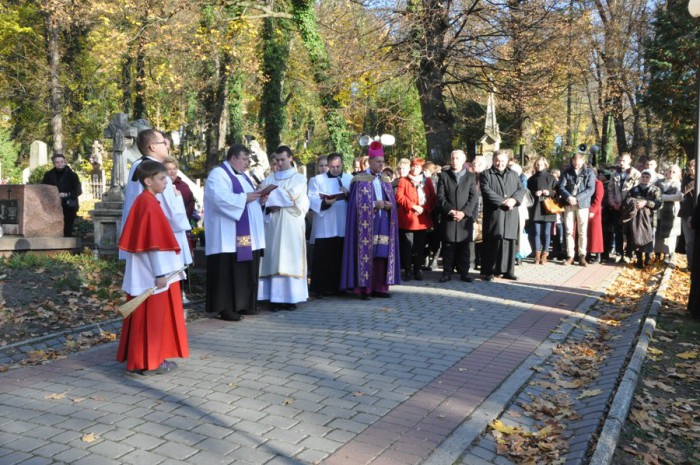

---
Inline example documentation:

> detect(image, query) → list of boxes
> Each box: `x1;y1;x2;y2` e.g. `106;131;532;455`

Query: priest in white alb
307;153;352;296
258;145;310;311
204;144;267;321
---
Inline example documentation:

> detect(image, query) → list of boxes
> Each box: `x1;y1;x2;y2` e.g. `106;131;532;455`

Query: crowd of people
114;134;700;375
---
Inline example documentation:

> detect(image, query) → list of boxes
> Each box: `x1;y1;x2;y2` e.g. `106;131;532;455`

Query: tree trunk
601;112;614;164
259;16;290;153
206;53;231;171
416;65;453;164
121;54;133;115
133;33;147;120
44;8;63;155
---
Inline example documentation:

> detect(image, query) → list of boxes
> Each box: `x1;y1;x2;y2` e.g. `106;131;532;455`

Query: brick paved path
0;262;619;465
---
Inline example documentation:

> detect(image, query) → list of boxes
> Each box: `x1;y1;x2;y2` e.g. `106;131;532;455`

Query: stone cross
103;113;131;190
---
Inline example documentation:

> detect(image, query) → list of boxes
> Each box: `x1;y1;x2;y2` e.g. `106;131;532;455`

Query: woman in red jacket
396;158;436;281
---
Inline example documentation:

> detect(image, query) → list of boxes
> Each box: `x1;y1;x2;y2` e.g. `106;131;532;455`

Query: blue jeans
534;221;552;252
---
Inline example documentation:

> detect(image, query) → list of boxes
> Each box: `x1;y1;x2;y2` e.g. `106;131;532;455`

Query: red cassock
588;179;605;254
117;190;189;371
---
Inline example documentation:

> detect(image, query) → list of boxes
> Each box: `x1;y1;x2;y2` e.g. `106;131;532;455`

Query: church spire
485;92;500;140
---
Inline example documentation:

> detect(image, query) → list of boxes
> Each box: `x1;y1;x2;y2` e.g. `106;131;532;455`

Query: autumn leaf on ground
675;351;698;360
647;347;663;356
578;389;602;399
81;433;98;443
45;392;67;400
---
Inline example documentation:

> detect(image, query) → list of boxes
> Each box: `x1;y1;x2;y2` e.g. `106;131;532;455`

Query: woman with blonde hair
654;164;683;263
526;156;558;264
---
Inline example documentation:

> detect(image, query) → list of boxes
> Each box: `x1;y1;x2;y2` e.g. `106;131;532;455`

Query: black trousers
62;206;77;237
399;229;428;273
442;240;471;277
481;238;516;276
310;237;344;295
206;250;261;315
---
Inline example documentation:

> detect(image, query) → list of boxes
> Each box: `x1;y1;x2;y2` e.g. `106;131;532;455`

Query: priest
308;153;352;296
480;149;527;281
258;146;310;310
204;144;266;321
340;141;401;299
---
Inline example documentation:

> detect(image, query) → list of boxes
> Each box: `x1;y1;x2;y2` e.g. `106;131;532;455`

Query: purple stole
221;163;254;262
352;175;399;287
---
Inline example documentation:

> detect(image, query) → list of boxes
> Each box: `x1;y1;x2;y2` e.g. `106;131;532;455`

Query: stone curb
423;267;622;465
588;263;673;465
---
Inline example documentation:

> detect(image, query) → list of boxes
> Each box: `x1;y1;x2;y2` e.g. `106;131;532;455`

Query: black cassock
688;201;700;318
480;167;526;276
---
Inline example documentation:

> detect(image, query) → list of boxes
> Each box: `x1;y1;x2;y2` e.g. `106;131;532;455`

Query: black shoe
240;309;258;315
460;275;473;283
439;274;451;283
501;273;518;281
269;303;283;312
482;275;494;281
360;293;371;301
402;270;412;282
220;312;243;321
371;291;390;298
140;360;178;376
413;270;424;281
284;303;297;311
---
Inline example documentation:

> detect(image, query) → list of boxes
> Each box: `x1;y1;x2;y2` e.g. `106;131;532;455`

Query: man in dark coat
480;150;527;281
436;150;478;282
688;197;700;319
42;153;82;237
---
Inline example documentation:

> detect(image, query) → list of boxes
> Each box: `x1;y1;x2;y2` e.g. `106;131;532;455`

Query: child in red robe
117;160;189;375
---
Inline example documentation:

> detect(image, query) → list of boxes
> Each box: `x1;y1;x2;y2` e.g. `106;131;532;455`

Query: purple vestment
340;173;401;290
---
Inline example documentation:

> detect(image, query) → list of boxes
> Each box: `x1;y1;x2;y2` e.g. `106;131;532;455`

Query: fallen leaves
577;389;602;400
616;256;699;465
490;419;568;464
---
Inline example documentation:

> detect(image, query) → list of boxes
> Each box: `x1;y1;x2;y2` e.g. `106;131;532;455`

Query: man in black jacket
42;153;82;237
437;150;479;282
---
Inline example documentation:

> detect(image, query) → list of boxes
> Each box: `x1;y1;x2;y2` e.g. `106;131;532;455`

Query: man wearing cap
558;151;596;266
340;141;401;299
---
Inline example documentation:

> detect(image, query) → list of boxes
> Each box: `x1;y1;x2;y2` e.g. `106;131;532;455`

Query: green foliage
644;0;700;160
0;128;23;183
0;251;123;298
28;164;51;184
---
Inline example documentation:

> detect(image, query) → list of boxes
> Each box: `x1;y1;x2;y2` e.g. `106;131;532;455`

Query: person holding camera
42;153;82;237
558;150;596;266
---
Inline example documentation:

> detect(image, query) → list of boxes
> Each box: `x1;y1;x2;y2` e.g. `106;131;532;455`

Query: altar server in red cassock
117;160;189;375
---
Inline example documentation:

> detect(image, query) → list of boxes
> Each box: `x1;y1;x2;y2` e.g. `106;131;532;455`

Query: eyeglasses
152;140;167;146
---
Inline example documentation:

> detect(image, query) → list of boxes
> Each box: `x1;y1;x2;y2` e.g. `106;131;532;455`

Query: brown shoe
579;257;588;267
564;257;574;265
534;251;541;265
541;252;548;264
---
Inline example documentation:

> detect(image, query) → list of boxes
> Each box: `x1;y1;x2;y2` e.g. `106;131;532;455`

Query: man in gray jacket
558;152;596;266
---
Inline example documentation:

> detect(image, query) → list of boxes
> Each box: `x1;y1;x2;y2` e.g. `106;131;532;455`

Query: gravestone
29;141;48;169
0;184;80;256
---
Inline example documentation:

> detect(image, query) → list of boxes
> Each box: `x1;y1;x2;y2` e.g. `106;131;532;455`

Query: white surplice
120;157;192;267
203;163;266;255
258;167;310;304
307;172;353;243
